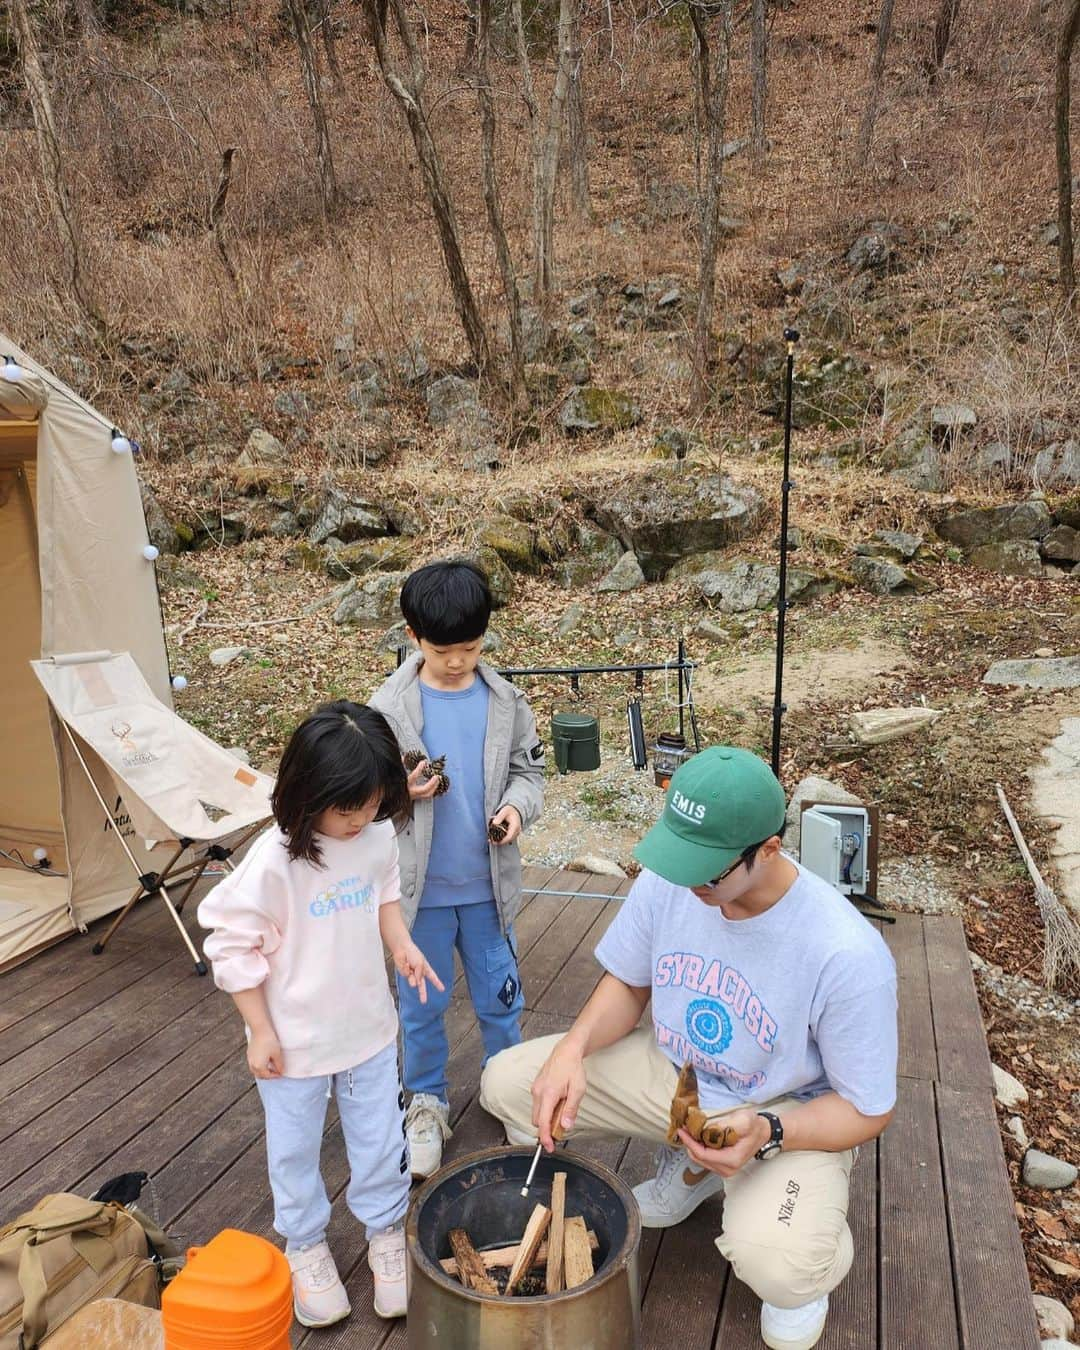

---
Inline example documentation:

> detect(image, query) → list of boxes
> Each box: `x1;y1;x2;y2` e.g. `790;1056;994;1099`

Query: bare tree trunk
476;0;525;398
364;0;492;372
209;147;242;297
461;0;479;71
316;0;345;95
1056;0;1080;306
510;0;547;300
688;0;734;413
926;0;961;82
284;0;339;218
750;0;767;159
857;0;897;163
534;0;576;299
9;0;105;336
565;1;591;218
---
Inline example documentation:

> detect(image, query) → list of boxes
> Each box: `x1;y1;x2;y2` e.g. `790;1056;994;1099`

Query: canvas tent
0;333;174;968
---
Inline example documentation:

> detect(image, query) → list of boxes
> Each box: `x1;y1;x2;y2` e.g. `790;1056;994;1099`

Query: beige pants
479;1027;855;1309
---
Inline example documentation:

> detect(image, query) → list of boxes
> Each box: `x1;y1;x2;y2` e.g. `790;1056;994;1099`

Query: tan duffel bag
0;1194;160;1350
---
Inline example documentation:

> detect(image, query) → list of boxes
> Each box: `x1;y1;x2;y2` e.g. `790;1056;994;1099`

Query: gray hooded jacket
370;654;545;932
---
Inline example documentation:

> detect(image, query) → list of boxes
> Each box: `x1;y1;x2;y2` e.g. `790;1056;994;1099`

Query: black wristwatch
755;1111;784;1160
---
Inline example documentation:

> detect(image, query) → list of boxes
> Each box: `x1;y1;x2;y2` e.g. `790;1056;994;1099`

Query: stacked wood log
441;1173;599;1296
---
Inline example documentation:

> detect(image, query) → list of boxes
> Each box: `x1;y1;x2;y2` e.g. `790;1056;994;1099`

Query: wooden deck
0;867;1040;1349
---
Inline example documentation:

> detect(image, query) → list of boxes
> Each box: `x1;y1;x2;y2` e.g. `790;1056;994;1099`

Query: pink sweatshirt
197;820;401;1078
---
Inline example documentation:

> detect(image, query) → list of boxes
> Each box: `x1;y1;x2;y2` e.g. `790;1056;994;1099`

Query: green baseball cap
634;746;787;887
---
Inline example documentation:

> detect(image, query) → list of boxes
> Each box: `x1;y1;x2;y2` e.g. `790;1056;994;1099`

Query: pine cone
487;819;508;844
404;751;451;795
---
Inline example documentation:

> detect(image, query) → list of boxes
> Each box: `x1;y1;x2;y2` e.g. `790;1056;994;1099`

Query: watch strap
754;1110;784;1159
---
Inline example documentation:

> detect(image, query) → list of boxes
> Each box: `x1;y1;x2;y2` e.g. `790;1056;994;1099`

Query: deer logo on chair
110;720;157;768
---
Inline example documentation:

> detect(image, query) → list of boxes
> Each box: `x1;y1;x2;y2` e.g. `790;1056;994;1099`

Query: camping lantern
652;732;693;789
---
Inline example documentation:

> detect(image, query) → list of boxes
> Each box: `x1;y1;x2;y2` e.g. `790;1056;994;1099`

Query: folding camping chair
32;651;274;975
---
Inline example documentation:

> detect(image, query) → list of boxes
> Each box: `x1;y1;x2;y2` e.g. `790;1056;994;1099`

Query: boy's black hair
400;560;492;644
271;701;410;866
741;820;788;869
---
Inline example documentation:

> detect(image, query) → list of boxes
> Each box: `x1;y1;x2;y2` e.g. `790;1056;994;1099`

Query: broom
995;783;1080;991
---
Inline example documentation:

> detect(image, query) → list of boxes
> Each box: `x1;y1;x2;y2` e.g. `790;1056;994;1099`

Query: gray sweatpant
256;1041;410;1248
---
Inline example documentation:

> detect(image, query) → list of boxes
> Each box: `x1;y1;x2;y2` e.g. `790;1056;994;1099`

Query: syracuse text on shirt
654;951;779;1051
309;876;375;918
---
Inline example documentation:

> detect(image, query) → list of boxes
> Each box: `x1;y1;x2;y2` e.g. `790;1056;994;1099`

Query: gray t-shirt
594;860;897;1116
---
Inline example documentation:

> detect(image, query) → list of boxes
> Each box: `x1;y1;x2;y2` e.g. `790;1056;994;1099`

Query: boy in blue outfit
370;560;545;1177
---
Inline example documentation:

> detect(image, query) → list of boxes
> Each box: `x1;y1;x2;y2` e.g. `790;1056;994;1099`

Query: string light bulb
110;428;132;454
32;847;51;868
2;356;24;382
142;544;160;561
171;674;188;691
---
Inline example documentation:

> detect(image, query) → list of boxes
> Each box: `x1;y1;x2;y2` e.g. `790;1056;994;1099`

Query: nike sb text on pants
479;1026;855;1309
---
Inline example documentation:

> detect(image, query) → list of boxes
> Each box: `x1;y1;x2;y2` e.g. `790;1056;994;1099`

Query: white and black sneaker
631;1143;725;1228
405;1093;452;1179
761;1294;829;1349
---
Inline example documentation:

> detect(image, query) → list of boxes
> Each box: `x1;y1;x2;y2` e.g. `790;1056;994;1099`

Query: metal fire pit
406;1145;641;1349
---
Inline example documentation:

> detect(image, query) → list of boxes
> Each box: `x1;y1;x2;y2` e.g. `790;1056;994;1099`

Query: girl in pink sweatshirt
197;702;442;1329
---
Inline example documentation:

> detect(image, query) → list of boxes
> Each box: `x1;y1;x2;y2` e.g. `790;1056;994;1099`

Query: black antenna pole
771;328;799;778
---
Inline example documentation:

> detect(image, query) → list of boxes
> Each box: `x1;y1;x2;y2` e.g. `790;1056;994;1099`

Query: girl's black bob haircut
400;559;492;645
271;701;410;865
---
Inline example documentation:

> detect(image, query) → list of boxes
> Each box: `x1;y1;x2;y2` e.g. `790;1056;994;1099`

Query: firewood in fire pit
563;1215;595;1289
546;1172;567;1294
439;1228;600;1278
447;1228;498;1295
505;1203;552;1293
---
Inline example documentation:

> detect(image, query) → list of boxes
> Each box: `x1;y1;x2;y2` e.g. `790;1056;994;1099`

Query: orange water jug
161;1230;292;1350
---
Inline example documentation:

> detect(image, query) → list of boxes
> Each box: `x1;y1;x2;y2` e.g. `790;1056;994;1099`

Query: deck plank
936;1085;1041;1350
0;876;1034;1350
923;916;994;1092
879;1078;956;1350
882;913;937;1083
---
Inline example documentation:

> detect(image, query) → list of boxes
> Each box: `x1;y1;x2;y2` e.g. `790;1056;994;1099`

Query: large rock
332;572;408;628
991;1063;1028;1108
677;559;831;613
1033;1295;1075;1342
852;556;911;595
560;386;642;435
1021;1148;1078;1190
587;470;762;579
425;374;480;427
935;500;1053;548
1030;716;1080;920
309;488;391;545
476;514;540;573
882;426;942;491
455;548;514;609
848;707;944;746
983;656;1080;690
237;428;287;467
1032;438;1080;487
139;482;181;555
930;404;977;437
757;351;873;430
1041;523;1080;563
966;540;1044;577
856;530;923;562
846;224;904;274
597;551;646;592
786;777;862;855
554;524;624;588
324;536;415;579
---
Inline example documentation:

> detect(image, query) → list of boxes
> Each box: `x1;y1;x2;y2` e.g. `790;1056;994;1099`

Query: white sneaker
406;1093;452;1179
368;1223;407;1318
761;1295;829;1350
631;1143;725;1228
287;1241;350;1328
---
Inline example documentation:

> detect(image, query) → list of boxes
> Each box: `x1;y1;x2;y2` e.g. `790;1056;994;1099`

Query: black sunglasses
705;840;766;887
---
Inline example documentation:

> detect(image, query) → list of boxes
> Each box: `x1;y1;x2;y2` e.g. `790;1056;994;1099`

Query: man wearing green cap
481;746;896;1350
